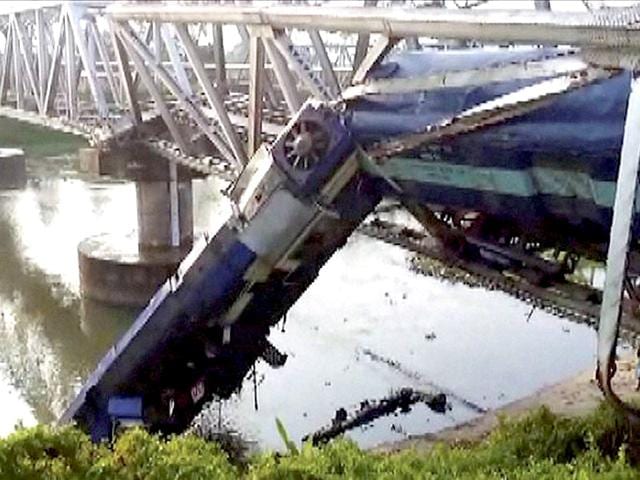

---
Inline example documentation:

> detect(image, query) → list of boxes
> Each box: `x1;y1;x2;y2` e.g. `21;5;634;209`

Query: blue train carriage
61;101;382;441
349;47;635;275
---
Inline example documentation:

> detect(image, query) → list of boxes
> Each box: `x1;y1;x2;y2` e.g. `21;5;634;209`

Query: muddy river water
0;144;598;450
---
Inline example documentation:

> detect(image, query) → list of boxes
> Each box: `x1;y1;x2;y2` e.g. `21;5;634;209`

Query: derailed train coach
349;47;633;266
63;45;639;440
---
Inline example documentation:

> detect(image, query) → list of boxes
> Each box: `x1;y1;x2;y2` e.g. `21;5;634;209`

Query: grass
0;402;639;479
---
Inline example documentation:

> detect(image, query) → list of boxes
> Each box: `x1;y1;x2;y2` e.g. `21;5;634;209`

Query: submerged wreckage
61;3;640;440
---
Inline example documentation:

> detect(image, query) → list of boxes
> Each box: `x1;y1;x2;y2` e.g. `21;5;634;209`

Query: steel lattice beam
106;3;640;49
0;0;638;174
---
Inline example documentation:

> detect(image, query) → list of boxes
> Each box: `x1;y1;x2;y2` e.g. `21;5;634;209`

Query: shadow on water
0;208;135;422
0;175;599;448
0;116;601;447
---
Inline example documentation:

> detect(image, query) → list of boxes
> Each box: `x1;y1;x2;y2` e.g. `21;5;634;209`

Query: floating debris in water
303;387;447;446
360;348;487;414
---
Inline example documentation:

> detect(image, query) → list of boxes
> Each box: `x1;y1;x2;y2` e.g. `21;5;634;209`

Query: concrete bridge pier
78;148;194;308
136;179;193;249
0;149;27;189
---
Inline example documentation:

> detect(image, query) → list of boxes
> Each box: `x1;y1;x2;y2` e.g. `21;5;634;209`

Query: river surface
0;134;599;449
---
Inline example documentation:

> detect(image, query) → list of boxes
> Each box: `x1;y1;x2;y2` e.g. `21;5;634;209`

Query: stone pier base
78;234;190;308
137;180;193;248
77;146;196;308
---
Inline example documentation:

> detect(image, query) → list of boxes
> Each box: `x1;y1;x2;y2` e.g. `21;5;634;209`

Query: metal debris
303;387;447;446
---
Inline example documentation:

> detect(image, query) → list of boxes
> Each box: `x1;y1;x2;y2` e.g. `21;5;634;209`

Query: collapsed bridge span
48;3;640;438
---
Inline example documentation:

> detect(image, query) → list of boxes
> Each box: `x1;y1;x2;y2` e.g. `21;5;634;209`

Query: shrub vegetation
1;402;639;479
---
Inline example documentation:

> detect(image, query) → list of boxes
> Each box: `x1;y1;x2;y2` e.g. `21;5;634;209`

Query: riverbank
377;352;640;454
1;350;638;478
1;393;638;478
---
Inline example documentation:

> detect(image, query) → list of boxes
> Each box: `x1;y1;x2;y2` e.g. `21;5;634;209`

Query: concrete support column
136;180;193;249
0;148;26;189
78;148;197;308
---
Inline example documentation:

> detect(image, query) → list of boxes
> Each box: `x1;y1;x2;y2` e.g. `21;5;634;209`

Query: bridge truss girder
0;1;379;174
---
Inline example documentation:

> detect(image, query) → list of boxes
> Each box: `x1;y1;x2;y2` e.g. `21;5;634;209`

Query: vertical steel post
67;4;108;118
247;31;264;157
237;24;278;108
12;23;23;109
212;24;227;95
64;13;77;120
168;161;180;248
152;20;161;85
0;24;13;105
36;9;47;109
597;75;640;389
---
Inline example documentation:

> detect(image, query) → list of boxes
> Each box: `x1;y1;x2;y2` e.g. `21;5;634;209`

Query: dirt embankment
377;354;640;454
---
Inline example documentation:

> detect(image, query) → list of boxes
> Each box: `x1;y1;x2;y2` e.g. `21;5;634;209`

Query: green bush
0;403;638;479
0;424;104;480
0;427;237;480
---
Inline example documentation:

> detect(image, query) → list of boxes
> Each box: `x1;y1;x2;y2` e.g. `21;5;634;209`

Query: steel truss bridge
0;0;390;177
3;1;638;176
3;0;640;434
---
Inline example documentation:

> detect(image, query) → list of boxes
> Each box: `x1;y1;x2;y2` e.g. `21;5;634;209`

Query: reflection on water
196;234;596;449
0;162;229;426
0;184;135;423
0;152;597;449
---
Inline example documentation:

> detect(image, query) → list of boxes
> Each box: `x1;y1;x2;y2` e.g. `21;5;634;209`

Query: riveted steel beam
108;19;141;124
67;4;108;118
174;23;248;168
247;29;264;157
117;21;236;163
107;3;640;50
